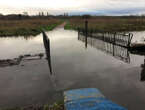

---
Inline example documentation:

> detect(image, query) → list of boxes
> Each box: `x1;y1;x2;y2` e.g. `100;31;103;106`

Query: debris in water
0;53;44;67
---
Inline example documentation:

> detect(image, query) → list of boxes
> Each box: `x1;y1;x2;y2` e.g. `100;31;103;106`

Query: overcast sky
0;0;145;15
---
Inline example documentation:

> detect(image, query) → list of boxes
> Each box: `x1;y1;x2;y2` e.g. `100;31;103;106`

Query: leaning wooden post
42;31;52;74
85;20;88;48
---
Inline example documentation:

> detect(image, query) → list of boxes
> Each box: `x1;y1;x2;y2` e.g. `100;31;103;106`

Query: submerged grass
0;101;64;110
65;17;145;32
0;19;62;37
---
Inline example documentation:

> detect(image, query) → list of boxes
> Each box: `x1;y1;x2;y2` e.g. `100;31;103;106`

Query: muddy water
0;29;145;110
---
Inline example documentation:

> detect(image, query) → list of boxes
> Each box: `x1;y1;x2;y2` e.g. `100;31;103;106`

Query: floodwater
0;28;145;110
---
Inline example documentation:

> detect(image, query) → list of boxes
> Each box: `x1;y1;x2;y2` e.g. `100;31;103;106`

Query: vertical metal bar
85;20;88;48
128;33;131;48
91;29;93;46
114;32;116;45
103;33;105;41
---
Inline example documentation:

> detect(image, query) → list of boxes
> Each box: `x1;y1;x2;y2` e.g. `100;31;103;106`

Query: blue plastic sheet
64;88;127;110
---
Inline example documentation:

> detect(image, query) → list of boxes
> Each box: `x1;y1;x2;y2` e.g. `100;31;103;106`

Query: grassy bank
0;102;64;110
64;17;145;32
64;21;74;30
0;19;62;37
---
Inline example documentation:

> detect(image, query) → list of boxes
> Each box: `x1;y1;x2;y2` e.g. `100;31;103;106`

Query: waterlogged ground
0;28;145;110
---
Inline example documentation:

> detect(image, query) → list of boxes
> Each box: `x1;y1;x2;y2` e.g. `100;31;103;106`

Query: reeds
0;18;61;37
65;17;145;32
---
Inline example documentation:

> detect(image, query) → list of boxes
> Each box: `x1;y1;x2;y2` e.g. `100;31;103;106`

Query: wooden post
127;33;131;48
78;28;80;40
85;20;88;48
42;31;52;74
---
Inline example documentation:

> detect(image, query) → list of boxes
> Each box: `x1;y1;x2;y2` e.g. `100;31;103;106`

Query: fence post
128;33;131;48
90;29;93;46
85;20;88;48
42;31;52;74
78;28;80;40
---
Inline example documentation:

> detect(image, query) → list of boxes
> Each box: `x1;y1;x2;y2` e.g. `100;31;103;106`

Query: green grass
64;21;74;30
64;17;145;32
40;23;62;31
0;101;64;110
0;19;62;37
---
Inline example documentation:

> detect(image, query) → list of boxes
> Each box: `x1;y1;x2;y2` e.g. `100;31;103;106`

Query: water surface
0;28;145;110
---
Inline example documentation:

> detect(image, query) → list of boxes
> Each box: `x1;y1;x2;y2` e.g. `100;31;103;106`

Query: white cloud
0;0;145;15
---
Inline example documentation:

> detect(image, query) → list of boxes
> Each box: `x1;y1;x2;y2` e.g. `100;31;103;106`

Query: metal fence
78;28;133;48
78;34;130;63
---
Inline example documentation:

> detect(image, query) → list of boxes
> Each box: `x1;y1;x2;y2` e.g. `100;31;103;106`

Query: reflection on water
0;53;44;67
132;31;145;43
78;34;130;63
141;57;145;81
129;50;145;81
0;34;44;59
78;33;145;82
1;29;145;109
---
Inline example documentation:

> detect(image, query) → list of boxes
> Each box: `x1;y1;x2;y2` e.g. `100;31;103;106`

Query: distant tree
23;12;28;16
18;14;22;20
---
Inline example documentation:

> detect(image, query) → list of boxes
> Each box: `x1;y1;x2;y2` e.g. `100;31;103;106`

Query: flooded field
0;28;145;110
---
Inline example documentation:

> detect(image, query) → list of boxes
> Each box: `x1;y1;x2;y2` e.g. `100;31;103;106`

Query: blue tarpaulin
64;88;127;110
